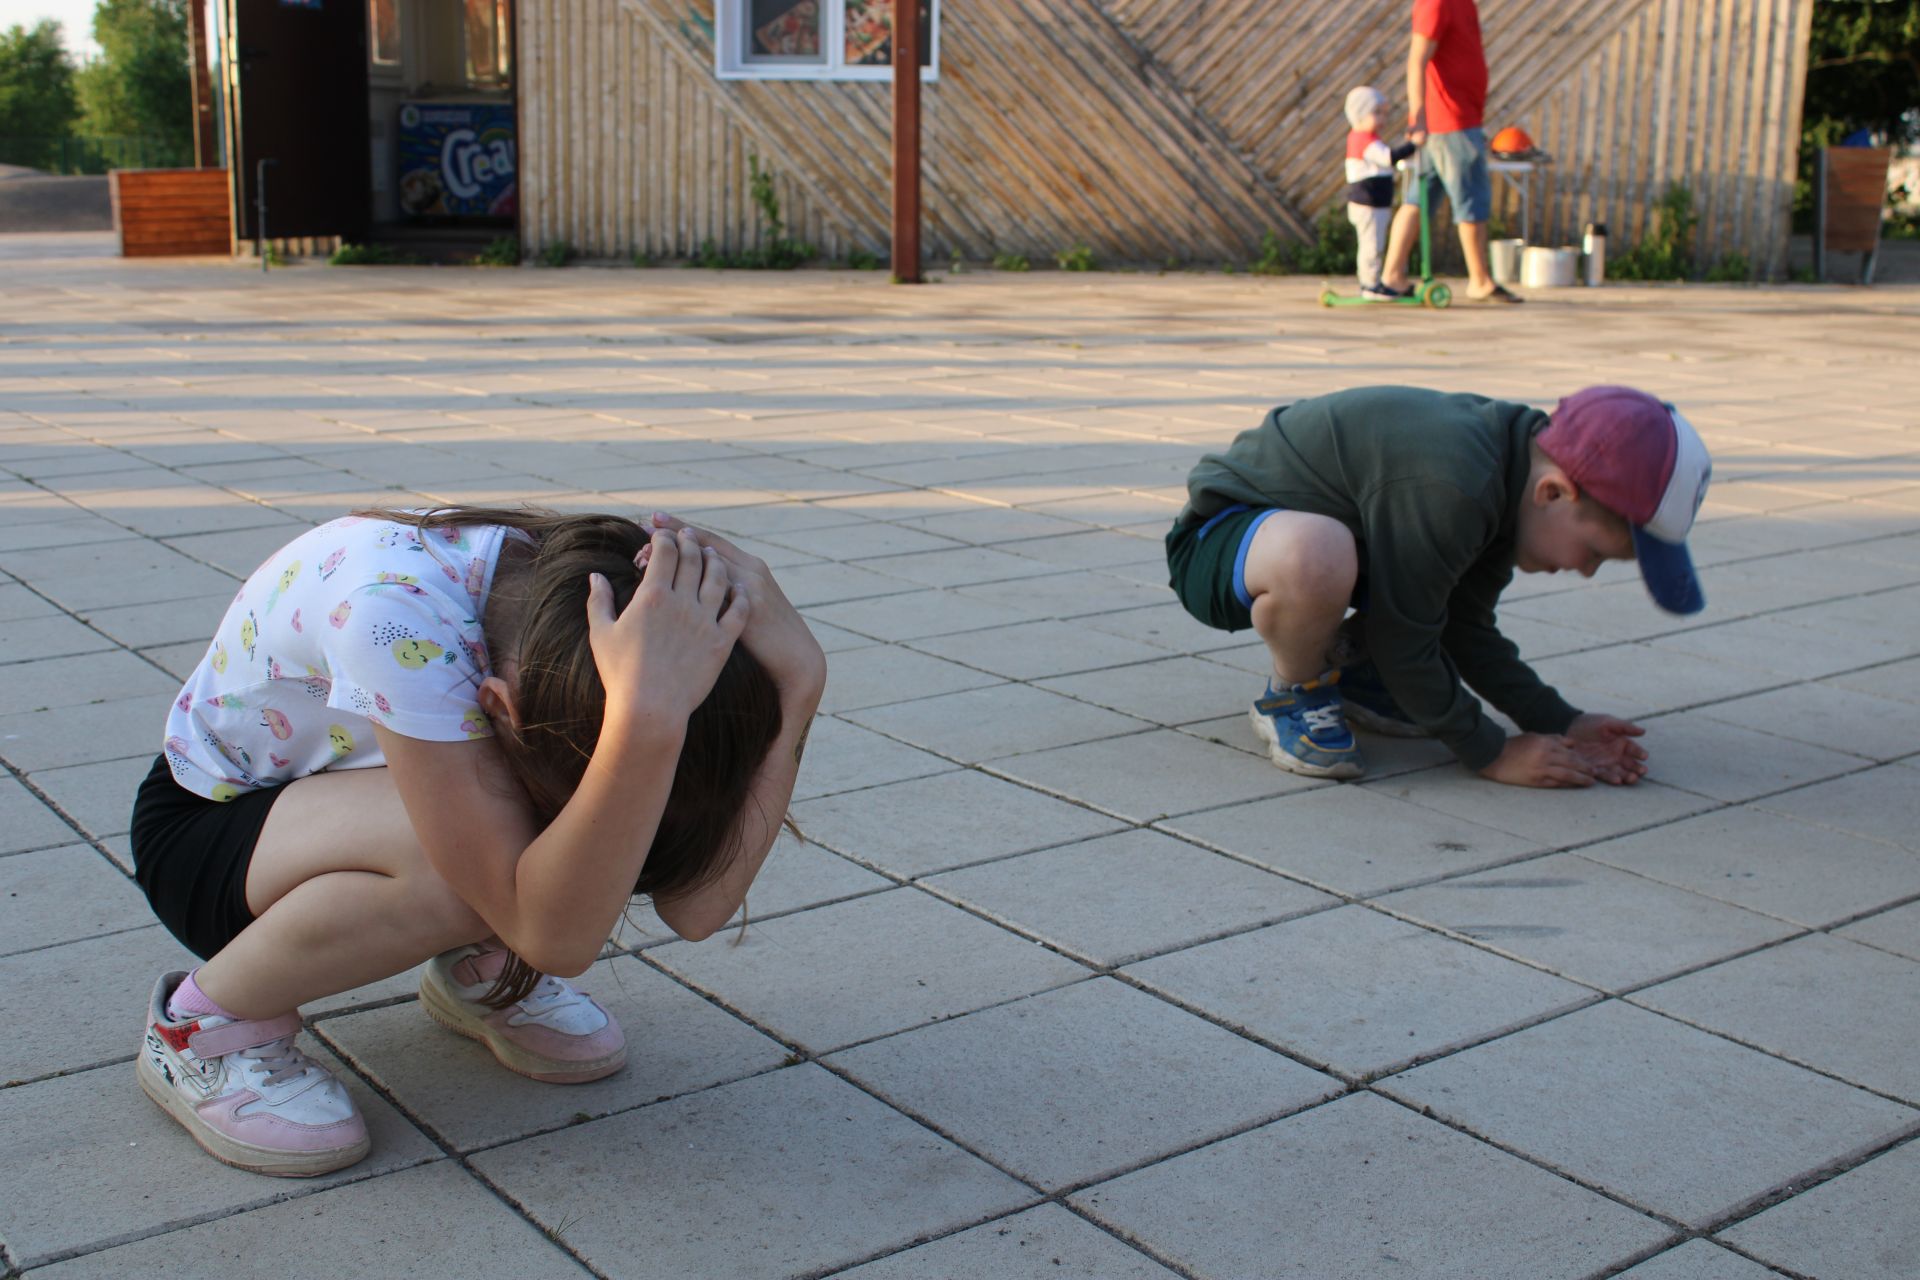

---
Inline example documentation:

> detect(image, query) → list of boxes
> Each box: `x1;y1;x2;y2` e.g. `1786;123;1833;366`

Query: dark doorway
225;0;372;241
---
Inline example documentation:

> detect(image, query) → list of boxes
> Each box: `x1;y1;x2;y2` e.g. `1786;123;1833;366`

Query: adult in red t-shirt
1383;0;1521;302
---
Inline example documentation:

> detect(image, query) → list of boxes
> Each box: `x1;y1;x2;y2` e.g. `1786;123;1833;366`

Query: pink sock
167;969;239;1022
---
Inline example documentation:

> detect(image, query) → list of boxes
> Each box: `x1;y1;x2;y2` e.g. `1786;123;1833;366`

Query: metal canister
1582;223;1607;286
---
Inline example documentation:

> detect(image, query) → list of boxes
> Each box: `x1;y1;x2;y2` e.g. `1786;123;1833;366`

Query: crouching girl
128;506;824;1176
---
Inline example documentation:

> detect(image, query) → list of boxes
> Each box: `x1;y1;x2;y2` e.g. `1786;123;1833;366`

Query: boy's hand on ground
643;513;826;699
1565;713;1649;786
1479;733;1598;789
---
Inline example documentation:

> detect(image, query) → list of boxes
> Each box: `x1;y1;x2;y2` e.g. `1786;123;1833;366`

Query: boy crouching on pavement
1166;385;1712;788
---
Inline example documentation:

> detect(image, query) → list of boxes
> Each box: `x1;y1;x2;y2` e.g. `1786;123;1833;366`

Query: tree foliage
75;0;191;155
0;20;79;169
1797;0;1920;225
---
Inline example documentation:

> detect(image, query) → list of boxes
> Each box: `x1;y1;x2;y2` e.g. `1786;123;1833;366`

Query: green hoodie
1177;386;1580;769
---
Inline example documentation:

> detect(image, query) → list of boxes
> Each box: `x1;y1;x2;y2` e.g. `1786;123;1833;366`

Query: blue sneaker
1336;657;1430;739
1249;673;1365;779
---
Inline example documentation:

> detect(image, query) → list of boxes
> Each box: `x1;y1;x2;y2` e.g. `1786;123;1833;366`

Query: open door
225;0;371;241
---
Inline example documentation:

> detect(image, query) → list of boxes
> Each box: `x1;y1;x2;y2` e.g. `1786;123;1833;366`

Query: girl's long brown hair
356;505;783;1005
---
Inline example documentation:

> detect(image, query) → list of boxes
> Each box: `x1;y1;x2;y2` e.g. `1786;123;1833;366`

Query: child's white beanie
1345;86;1386;129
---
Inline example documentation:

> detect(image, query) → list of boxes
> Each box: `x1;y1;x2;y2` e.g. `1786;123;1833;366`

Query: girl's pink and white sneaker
137;972;370;1178
419;944;626;1084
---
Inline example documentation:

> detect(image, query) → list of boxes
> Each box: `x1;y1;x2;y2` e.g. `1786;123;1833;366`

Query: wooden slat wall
519;0;1814;275
110;168;232;257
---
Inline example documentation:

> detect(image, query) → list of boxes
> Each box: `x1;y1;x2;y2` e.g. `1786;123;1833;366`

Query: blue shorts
1425;127;1492;225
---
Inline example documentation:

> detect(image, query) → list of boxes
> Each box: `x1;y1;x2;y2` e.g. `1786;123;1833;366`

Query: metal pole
256;157;275;271
890;0;922;283
186;0;217;167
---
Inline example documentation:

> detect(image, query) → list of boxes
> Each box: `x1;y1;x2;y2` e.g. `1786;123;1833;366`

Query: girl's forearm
507;713;686;974
653;683;821;940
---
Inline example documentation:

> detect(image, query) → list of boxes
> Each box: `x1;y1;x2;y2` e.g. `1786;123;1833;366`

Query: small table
1488;155;1550;243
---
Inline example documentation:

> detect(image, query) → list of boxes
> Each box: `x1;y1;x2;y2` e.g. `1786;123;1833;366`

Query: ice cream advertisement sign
396;102;517;219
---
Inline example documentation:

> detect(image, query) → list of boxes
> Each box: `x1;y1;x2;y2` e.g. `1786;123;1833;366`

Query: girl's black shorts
129;755;284;960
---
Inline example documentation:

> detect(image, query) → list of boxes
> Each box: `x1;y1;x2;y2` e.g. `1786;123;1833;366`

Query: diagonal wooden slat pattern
519;0;1813;275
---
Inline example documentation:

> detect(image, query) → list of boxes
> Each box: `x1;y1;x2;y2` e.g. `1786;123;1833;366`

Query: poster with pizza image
753;0;820;56
845;0;931;66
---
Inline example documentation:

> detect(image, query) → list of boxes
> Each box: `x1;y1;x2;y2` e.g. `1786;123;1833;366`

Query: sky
1;0;104;59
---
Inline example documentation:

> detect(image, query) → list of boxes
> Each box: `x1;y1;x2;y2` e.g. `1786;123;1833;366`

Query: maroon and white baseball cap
1537;386;1713;614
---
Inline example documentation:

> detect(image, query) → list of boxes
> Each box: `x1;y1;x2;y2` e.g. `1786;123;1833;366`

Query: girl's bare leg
192;767;492;1019
1239;511;1359;684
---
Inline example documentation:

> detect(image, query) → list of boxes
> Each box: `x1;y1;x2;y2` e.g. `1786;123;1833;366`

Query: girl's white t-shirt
163;515;508;801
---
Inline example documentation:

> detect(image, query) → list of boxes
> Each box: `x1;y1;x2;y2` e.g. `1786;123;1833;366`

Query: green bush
687;157;817;269
1246;207;1359;277
1609;184;1697;281
474;236;520;266
1055;243;1096;272
632;249;657;267
328;242;417;266
991;251;1030;272
1703;251;1752;283
1248;230;1293;276
537;239;575;268
847;247;881;270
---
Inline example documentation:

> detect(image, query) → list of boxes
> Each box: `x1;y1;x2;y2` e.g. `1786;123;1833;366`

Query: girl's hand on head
586;527;750;732
645;513;826;699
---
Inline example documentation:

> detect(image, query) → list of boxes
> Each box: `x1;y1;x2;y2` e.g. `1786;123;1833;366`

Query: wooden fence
518;0;1815;276
109;168;232;257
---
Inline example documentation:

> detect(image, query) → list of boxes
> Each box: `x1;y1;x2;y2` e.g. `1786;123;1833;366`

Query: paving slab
1124;905;1593;1079
1717;1138;1920;1280
0;772;83;854
924;828;1336;967
815;642;1003;714
0;649;178;718
0;1049;439;1269
0;696;174;772
1579;805;1920;928
319;954;789;1151
0;924;197;1083
845;683;1151;764
1375;853;1800;991
831;1203;1180;1279
1610;1240;1780;1280
24;1162;587;1280
791;715;956;801
1379;1001;1920;1228
1633;934;1920;1104
1161;784;1544;897
828;978;1339;1191
1072;1091;1669;1279
1697;679;1920;762
25;755;155;839
647;887;1090;1051
1836;900;1920;962
468;1064;1032;1280
0;613;119;664
1622;712;1866;802
0;844;149;958
1034;654;1253;725
987;727;1313;822
791;768;1125;879
1755;763;1920;852
1363;768;1714;847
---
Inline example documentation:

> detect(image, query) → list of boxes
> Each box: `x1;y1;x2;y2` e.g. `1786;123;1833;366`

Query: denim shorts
1426;127;1492;224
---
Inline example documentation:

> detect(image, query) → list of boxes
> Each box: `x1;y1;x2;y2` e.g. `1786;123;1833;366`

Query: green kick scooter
1320;152;1453;310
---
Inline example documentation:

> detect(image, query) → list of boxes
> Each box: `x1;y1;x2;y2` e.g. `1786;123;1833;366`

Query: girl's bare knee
406;867;490;950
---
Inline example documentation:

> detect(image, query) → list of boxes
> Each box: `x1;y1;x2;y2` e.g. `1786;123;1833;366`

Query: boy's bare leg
1240;511;1358;684
192;768;493;1019
1380;203;1422;292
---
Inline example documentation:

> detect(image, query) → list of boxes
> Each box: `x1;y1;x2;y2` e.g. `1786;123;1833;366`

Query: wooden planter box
109;168;231;257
